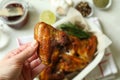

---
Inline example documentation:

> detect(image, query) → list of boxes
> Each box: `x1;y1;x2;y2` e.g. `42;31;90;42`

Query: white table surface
0;0;120;79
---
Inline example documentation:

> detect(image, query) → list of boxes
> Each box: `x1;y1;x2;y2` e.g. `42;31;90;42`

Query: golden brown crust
34;22;97;80
34;22;52;65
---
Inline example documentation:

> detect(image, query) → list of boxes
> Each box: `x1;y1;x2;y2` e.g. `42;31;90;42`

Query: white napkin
84;48;118;80
84;18;118;80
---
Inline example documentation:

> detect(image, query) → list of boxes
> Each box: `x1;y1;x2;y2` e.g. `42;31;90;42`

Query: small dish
50;0;74;19
75;1;94;17
0;0;29;29
86;2;94;17
93;0;112;9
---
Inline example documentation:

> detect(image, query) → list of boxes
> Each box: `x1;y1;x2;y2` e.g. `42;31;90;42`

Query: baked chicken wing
34;22;97;80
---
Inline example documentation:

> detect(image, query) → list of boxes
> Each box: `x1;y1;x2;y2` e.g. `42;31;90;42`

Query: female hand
0;40;45;80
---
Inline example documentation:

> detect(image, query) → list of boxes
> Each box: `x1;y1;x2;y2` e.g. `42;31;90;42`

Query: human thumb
15;40;38;63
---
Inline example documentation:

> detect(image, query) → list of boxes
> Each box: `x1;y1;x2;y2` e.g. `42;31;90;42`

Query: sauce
93;0;109;8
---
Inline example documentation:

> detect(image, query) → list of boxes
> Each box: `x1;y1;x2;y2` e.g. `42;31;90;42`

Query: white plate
0;21;9;50
0;30;9;49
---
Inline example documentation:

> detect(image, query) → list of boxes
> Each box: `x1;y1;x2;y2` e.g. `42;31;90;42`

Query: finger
32;64;46;79
22;61;32;80
30;58;41;69
27;52;38;62
15;40;38;63
3;44;29;59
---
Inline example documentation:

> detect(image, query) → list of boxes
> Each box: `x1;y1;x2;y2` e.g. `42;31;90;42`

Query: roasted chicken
34;22;97;80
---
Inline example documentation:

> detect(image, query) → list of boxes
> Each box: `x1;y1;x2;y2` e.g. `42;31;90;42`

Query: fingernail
31;40;38;47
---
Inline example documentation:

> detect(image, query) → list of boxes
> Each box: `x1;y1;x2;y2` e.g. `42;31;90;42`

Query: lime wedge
40;10;56;25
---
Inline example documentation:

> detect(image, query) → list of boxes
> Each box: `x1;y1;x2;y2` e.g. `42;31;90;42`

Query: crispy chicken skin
34;22;97;80
34;22;69;65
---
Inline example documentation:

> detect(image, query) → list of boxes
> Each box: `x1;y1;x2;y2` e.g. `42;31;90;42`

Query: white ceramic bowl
0;0;29;29
53;8;112;80
93;0;112;10
74;1;94;18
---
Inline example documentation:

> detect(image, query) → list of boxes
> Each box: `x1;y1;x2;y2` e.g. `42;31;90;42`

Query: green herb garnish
58;22;90;39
